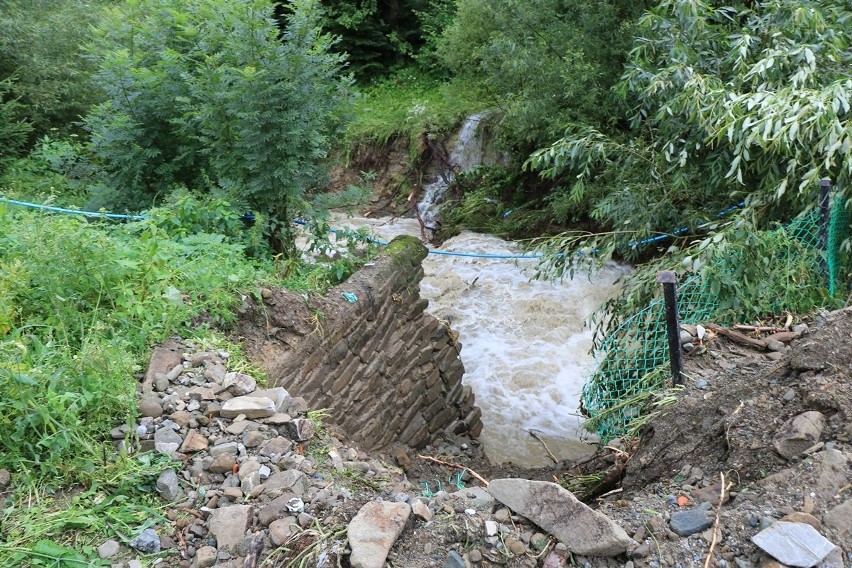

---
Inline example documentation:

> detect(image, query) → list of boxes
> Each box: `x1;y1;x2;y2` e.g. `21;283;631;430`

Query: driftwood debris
704;324;768;349
529;429;559;465
733;325;784;333
704;323;802;351
416;454;490;486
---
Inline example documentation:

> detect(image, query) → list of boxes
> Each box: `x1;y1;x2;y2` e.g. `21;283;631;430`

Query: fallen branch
725;402;745;450
529;430;559;465
597;487;623;499
416;454;489;486
733;325;784;333
763;330;801;344
703;472;725;568
705;324;767;350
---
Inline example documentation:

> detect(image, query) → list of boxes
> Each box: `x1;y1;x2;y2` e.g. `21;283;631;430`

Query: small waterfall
417;113;488;232
321;112;631;467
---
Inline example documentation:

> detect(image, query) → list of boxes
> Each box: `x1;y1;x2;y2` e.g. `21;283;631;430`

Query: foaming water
330;214;629;466
417;112;488;232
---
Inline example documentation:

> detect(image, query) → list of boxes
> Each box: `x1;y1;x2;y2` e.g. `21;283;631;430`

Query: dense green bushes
316;0;455;79
0;0;107;143
440;0;647;148
529;0;852;262
0;207;268;478
83;0;352;256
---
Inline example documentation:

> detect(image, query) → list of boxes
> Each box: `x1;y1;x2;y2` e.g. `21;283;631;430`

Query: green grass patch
0;201;379;564
344;74;490;153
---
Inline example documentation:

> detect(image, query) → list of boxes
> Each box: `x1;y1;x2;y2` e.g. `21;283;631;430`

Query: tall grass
344;74;489;153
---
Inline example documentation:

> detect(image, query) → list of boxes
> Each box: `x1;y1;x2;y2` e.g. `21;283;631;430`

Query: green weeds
0;453;173;567
344;74;488;155
0;203;360;564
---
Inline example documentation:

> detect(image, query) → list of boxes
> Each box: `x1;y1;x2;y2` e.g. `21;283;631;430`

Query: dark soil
624;310;852;492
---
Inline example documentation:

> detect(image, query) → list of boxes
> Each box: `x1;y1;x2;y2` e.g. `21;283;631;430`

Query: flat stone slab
752;521;836;567
670;507;713;537
347;501;411;568
488;478;633;556
208;504;253;552
220;396;276;419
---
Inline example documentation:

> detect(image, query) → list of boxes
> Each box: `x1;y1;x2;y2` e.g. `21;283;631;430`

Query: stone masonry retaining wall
237;236;483;451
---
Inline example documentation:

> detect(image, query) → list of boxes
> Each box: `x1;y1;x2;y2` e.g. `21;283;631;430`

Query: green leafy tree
85;0;353;256
529;0;852;263
0;0;108;140
0;77;32;172
314;0;443;79
440;0;647;149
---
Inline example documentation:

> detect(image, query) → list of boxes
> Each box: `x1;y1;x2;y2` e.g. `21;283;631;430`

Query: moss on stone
383;235;428;267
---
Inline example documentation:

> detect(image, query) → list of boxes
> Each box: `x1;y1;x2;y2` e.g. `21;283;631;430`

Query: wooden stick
704;324;767;350
529;430;559;465
703;472;725;568
733;325;783;333
416;454;490;486
597;487;623;499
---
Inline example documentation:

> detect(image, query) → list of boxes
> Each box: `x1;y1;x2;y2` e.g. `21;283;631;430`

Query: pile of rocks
101;340;405;566
95;326;850;568
95;341;641;568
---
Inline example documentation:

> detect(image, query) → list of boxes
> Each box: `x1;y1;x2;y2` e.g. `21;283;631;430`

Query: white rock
752;521;836;567
348;501;411;568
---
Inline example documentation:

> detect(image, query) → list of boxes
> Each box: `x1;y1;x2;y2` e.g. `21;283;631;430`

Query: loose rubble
5;308;850;567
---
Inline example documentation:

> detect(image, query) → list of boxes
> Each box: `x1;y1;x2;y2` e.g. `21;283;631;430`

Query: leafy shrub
0;207;270;480
84;0;353;256
0;78;32;173
0;0;107;141
0;137;89;206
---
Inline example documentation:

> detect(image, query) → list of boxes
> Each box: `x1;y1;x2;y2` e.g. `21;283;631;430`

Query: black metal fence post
657;270;684;387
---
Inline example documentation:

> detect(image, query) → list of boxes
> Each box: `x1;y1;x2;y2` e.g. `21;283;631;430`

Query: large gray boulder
488;478;633;557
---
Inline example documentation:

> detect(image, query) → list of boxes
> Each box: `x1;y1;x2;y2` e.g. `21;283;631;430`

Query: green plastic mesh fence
582;203;849;442
828;197;850;297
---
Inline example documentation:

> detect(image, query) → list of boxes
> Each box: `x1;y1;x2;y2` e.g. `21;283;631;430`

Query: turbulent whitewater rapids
328;214;628;467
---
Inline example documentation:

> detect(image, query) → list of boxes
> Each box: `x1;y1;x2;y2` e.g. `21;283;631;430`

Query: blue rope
2;196;745;260
0;197;149;220
629;201;745;249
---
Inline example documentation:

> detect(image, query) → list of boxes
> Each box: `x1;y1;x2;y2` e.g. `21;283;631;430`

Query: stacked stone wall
237;236;482;450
